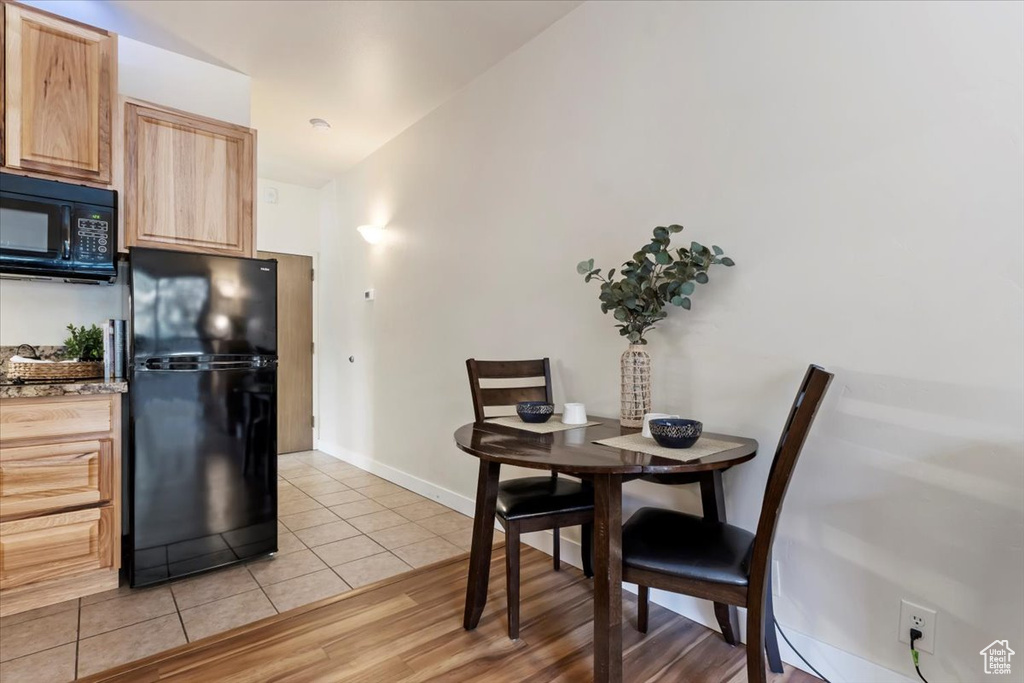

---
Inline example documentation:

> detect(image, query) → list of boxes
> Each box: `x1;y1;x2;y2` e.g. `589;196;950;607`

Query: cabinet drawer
0;440;114;519
0;506;115;590
0;398;113;442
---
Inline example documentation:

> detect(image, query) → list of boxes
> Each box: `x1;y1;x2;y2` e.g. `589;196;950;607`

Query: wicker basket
7;360;104;381
6;344;103;381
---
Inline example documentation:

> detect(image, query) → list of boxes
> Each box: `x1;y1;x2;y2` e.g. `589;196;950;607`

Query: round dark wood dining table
454;417;758;683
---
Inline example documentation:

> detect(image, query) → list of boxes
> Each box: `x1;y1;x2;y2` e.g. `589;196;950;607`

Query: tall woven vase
620;344;652;427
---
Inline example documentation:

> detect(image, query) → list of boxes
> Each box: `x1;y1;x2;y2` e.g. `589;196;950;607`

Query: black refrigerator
128;248;278;587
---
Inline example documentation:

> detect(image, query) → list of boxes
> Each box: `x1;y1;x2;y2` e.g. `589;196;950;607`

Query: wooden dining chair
622;364;833;683
466;358;595;640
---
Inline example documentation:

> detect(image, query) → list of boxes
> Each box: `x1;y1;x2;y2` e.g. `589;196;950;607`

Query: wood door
0;505;115;590
2;2;115;183
258;251;313;453
125;99;255;257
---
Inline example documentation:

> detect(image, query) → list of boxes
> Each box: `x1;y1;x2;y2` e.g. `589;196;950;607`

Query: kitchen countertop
0;378;128;399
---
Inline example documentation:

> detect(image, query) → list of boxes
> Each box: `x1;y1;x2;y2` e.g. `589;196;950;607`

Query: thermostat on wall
364;289;375;301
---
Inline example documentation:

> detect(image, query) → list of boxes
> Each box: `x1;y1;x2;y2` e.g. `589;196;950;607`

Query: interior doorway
258;250;314;453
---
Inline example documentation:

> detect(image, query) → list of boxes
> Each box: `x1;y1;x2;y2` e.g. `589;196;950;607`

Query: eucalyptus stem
577;224;735;344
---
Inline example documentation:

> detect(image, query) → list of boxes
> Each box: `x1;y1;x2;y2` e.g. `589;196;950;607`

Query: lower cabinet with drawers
0;393;122;617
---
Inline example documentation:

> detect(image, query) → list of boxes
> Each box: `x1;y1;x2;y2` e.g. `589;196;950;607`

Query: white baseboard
314;443;913;683
317;441;477;517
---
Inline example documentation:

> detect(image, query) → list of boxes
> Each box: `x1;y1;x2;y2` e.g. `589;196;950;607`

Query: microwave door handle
60;206;72;259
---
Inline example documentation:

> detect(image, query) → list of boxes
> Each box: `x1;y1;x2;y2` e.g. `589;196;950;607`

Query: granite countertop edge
0;379;129;399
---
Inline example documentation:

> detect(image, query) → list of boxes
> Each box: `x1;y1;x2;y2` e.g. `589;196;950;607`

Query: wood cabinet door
0;440;114;520
125;101;255;257
0;505;115;590
3;3;114;183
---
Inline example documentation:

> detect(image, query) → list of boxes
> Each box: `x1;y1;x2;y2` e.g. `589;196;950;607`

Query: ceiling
28;1;580;187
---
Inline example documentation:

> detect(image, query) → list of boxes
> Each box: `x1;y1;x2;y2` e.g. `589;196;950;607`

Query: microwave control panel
74;211;113;262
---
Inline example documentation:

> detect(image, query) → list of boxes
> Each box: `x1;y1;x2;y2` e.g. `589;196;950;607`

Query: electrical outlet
772;560;781;597
898;599;937;654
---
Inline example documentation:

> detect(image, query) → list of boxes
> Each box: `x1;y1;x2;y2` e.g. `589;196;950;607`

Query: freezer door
131;248;277;359
129;366;277;586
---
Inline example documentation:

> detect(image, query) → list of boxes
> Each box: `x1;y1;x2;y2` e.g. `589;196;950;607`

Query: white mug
562;403;588;425
642;412;680;438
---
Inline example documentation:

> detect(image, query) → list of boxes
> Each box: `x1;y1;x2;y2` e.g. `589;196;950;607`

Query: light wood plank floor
79;544;818;682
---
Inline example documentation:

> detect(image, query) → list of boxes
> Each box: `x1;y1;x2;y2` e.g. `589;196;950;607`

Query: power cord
773;615;831;682
910;628;930;683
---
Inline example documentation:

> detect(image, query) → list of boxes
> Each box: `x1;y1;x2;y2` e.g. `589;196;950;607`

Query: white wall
255;177;324;444
318;2;1024;681
0;29;252;346
256;179;322;256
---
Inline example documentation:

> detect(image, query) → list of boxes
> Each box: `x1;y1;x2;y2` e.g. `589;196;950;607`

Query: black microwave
0;172;118;283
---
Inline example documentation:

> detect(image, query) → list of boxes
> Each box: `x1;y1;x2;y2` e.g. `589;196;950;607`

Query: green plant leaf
62;324;104;361
576;225;733;342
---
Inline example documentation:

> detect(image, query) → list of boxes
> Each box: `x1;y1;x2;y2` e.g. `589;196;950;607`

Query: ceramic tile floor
0;451;495;682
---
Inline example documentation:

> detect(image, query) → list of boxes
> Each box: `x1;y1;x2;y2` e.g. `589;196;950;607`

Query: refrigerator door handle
141;358;266;371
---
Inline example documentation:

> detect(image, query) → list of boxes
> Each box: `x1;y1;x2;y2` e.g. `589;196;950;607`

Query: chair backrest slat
466;358;553;423
748;365;833;599
473;359;547;379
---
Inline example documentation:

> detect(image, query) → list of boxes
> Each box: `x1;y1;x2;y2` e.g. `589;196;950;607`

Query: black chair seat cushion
496;477;594;520
622;507;755;587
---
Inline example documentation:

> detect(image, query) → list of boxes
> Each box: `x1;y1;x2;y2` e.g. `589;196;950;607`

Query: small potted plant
577;224;735;426
63;324;104;362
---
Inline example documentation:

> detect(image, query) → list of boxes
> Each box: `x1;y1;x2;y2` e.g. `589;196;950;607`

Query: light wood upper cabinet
124;100;256;258
2;1;115;184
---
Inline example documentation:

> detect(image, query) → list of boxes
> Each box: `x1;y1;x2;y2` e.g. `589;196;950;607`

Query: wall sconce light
357;224;387;245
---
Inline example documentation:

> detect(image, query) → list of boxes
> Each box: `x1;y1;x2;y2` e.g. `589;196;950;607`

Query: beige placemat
486;416;601;434
593;432;743;462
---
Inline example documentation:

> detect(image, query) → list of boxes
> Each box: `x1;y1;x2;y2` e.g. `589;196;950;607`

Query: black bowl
516;401;554;423
649;418;703;449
